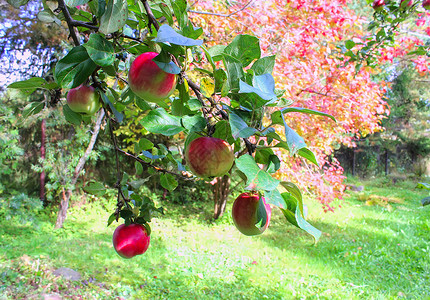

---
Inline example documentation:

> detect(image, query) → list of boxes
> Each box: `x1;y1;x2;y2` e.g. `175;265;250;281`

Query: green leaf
65;0;89;7
208;45;226;61
239;74;277;101
224;34;261;67
345;40;356;50
54;46;97;89
141;150;165;160
153;50;181;74
160;173;178;192
264;189;287;209
200;77;215;98
83;34;116;67
135;138;154;153
280;181;304;215
120;209;134;219
235;154;280;191
37;10;60;24
135;161;143;175
282;107;336;122
223;54;244;92
280;203;321;243
277;112;307;156
100;91;124;123
212;120;234;144
140;108;184;136
22;102;44;119
181;115;206;132
256;197;269;230
416;182;430;191
229;112;257;139
99;0;128;34
62;105;82;125
84;181;106;196
153;24;203;46
297;148;319;166
8;77;56;95
255;148;280;173
251;55;276;75
107;213;117;227
6;0;29;8
171;0;188;29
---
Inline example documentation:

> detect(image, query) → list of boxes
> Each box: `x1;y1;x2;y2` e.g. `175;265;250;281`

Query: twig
188;0;254;18
141;0;160;32
57;0;80;46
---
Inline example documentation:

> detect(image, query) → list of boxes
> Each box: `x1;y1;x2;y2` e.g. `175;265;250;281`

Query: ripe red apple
66;84;101;115
185;136;235;178
372;0;385;10
128;52;177;103
112;224;150;259
232;192;272;236
423;0;430;10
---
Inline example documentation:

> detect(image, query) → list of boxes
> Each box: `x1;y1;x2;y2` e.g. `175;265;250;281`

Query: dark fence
334;144;428;178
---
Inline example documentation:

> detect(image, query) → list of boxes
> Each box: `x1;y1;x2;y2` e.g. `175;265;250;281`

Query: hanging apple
128;52;178;103
185;136;235;178
372;0;385;10
232;192;272;236
66;84;101;115
112;224;150;258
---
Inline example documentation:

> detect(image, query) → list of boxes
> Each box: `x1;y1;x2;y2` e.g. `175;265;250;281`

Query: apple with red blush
232;192;272;236
112;223;150;258
66;84;101;115
128;52;177;103
185;136;235;178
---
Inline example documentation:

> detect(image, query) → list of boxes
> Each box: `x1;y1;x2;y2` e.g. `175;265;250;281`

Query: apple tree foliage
5;0;331;242
5;0;428;244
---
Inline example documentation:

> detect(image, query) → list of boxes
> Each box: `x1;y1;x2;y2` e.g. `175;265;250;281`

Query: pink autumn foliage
190;0;428;210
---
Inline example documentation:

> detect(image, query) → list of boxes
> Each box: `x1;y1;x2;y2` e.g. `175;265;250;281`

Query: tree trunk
40;119;46;206
352;149;356;176
212;174;231;220
385;149;389;176
55;110;105;229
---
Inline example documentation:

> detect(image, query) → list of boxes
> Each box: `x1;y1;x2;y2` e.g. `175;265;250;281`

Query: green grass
1;176;429;299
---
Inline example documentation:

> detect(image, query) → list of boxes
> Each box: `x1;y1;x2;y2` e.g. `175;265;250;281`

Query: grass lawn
0;176;429;299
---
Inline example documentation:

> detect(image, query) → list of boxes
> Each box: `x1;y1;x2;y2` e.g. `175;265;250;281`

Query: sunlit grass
0;176;429;299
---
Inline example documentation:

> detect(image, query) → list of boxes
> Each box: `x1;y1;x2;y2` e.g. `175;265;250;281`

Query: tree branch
189;0;254;18
141;0;160;32
57;0;80;46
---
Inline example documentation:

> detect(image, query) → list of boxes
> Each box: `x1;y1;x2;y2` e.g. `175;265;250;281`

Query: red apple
232;192;272;236
66;84;101;115
372;0;385;10
128;52;177;103
423;0;430;10
185;136;235;178
112;224;150;258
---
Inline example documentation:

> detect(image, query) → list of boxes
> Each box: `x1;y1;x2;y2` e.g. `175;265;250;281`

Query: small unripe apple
232;192;272;236
128;52;177;103
372;0;385;10
66;84;101;115
423;0;430;10
112;224;150;259
185;137;234;178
